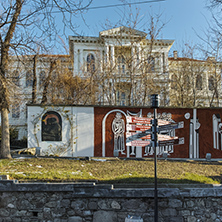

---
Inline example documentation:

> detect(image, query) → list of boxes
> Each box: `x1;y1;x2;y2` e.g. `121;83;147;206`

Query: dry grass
0;158;222;184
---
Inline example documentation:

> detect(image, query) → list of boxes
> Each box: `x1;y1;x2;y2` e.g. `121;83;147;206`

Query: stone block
18;200;32;210
210;213;217;220
0;208;9;217
168;199;182;208
187;216;197;222
111;200;121;210
7;203;15;209
93;211;117;222
88;201;98;210
161;208;177;217
67;210;75;216
179;210;190;216
71;200;87;210
61;199;71;208
122;199;141;210
98;200;110;210
45;201;58;208
142;213;155;222
83;210;92;216
186;200;194;208
68;216;83;222
15;210;27;217
163;216;183;222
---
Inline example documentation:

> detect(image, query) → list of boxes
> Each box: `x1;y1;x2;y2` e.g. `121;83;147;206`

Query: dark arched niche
42;111;62;141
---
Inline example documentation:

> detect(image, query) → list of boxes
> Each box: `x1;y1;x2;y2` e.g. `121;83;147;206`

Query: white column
100;50;103;72
73;49;78;76
110;45;115;67
79;49;83;75
137;45;141;61
131;45;136;70
164;52;168;72
105;45;109;64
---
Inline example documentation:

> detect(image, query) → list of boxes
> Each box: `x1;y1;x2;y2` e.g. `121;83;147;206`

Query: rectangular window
12;104;20;118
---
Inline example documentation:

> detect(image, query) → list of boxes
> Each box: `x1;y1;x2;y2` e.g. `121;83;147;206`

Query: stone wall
0;181;222;221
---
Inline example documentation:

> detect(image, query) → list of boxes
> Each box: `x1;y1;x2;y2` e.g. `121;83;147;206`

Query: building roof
99;26;147;38
169;57;205;62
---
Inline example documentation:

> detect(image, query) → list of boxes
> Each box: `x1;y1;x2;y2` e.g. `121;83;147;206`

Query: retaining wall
0;181;222;221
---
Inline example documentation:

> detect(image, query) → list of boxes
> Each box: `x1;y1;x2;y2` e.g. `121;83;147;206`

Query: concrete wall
28;105;222;159
0;181;222;221
27;106;94;157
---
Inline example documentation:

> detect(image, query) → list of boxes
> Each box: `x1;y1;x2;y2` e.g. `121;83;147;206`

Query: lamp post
151;94;159;222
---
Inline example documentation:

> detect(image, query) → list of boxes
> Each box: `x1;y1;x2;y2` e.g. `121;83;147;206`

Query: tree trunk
0;75;11;159
41;60;56;104
1;108;11;159
32;55;37;104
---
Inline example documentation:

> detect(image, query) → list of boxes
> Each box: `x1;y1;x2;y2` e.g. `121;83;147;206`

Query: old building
69;26;174;106
169;51;222;107
6;54;72;140
5;26;174;141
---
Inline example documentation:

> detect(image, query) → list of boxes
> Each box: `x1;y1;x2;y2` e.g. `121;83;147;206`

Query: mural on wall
42;111;62;141
125;111;177;157
145;112;176;156
112;113;125;154
107;109;181;158
126;110;142;156
213;114;222;150
188;109;200;159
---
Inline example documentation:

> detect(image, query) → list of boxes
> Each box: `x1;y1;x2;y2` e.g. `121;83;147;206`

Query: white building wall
27;106;94;157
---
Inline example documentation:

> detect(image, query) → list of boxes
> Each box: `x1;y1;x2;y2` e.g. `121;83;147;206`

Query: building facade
5;26;174;141
69;26;174;106
4;27;222;148
169;51;222;107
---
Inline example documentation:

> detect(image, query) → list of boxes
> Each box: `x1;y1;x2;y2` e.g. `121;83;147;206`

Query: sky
67;0;213;57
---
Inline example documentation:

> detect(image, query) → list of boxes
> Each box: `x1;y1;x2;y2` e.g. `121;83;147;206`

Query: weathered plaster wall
27;106;94;157
0;181;222;222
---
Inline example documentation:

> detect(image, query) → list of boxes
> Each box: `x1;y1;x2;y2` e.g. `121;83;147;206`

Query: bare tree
169;43;222;108
82;10;170;107
0;0;92;158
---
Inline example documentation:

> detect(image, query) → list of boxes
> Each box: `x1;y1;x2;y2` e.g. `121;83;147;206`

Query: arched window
39;71;46;88
196;74;202;90
26;71;33;87
87;53;95;73
208;76;215;91
42;111;62;141
12;71;20;86
117;56;126;74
